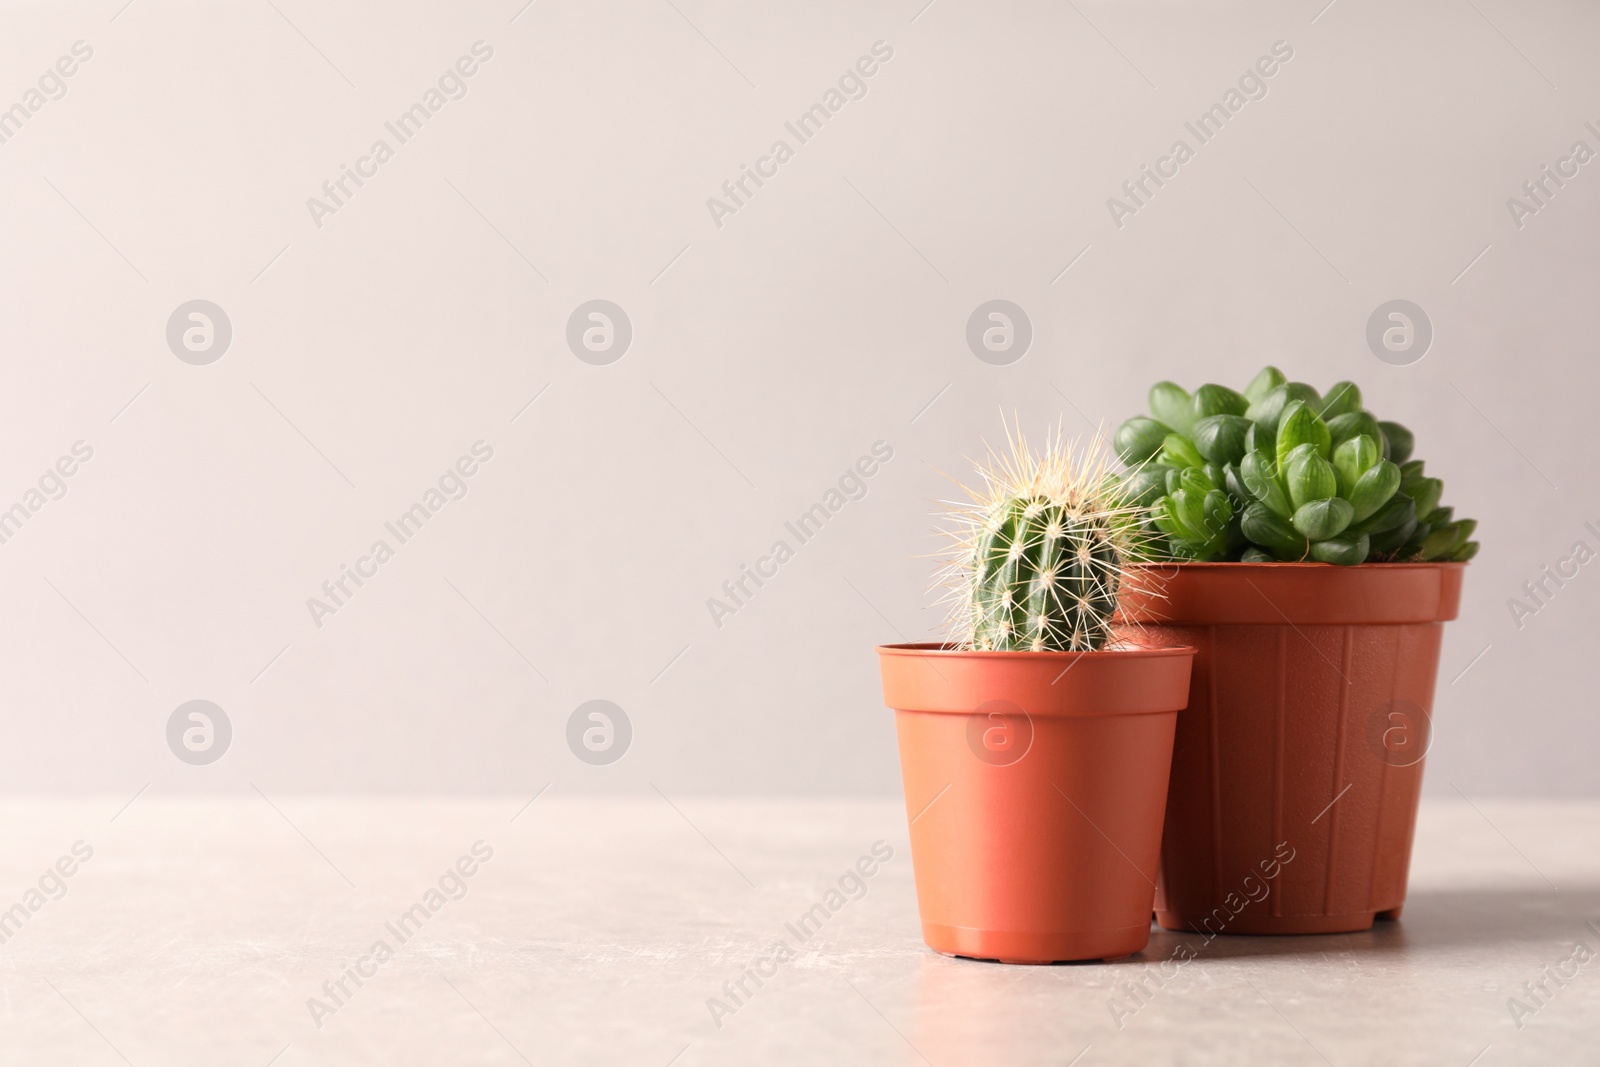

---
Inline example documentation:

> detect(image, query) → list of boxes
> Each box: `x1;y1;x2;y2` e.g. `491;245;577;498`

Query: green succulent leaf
1327;411;1384;453
1202;489;1234;540
1367;513;1419;556
1160;433;1207;470
1150;382;1195;437
1193;384;1250;420
1379;421;1415;465
1287;449;1338;509
1120;464;1171;508
1157;489;1221;554
1148;468;1232;558
1397;461;1443;517
1246;382;1320;440
1293;497;1355;540
1281;442;1318;476
1193;414;1253;465
1152;496;1196;542
1240;449;1292;518
1243;366;1286;405
1245;386;1287;439
1114;416;1173;465
1317;381;1363;420
1177;465;1219;496
1241;502;1309;559
1163;537;1212;561
1244;386;1287;438
1310;531;1370;565
1276;400;1332;468
1410;477;1443;520
1418;523;1457;560
1420;518;1477;560
1454;541;1480;562
1355;490;1415;535
1347;459;1401;523
1223;462;1249;505
1240;546;1277;563
1333;434;1381;496
1287;382;1324;407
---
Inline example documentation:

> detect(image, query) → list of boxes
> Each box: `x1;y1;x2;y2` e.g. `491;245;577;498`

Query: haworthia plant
1112;367;1478;566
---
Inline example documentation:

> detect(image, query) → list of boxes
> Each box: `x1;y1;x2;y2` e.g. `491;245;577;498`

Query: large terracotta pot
876;642;1195;963
1121;562;1465;935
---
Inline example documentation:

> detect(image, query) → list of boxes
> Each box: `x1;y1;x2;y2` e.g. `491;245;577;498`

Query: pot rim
1120;558;1466;625
876;641;1196;715
876;641;1196;660
1127;560;1468;571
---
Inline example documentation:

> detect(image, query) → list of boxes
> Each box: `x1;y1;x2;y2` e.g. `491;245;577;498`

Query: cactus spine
971;497;1123;650
943;426;1150;652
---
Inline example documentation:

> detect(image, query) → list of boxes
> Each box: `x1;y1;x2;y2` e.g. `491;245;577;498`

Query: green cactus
1111;367;1479;565
969;496;1123;651
944;426;1152;651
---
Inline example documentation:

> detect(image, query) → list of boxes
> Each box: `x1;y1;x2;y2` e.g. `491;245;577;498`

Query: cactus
1112;368;1479;565
942;426;1154;651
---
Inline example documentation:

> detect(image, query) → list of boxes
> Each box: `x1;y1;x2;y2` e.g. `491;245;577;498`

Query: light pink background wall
0;0;1592;795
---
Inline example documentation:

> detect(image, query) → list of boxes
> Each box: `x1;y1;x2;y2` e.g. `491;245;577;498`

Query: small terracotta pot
1120;562;1465;935
877;642;1195;963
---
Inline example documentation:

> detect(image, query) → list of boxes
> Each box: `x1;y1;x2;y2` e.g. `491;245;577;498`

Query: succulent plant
941;427;1155;651
1113;367;1478;566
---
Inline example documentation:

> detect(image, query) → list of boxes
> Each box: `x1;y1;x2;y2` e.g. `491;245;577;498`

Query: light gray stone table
1;796;1595;1065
